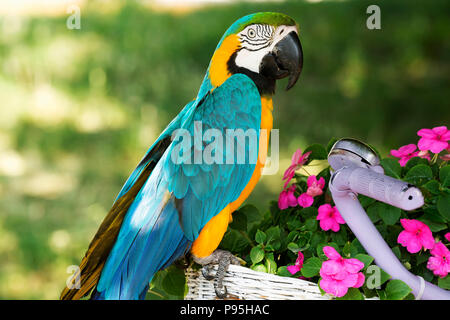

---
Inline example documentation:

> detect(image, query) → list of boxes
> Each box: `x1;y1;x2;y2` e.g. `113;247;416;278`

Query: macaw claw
194;249;241;299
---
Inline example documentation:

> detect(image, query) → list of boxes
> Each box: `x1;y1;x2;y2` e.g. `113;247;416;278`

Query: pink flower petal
306;186;323;197
320;260;341;277
445;233;450;242
317;177;325;189
400;218;420;232
323;246;341;260
341;272;359;288
330;220;341;232
333;207;346;224
319;278;349;298
429;141;449;154
442;130;450;141
298;193;314;208
287;265;300;275
399;144;417;155
344;258;365;273
432;126;448;136
319;218;334;231
353;272;365;288
291;149;303;165
278;191;289;210
306;175;317;188
317;204;332;219
295;251;305;267
417;128;436;139
417;138;434;151
406;237;423;254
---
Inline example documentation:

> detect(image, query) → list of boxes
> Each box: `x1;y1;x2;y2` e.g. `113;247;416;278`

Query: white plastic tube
329;166;450;300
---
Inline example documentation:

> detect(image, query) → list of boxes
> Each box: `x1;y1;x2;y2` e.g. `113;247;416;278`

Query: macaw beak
260;31;303;90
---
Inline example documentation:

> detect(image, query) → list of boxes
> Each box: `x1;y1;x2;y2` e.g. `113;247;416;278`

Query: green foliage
221;137;449;300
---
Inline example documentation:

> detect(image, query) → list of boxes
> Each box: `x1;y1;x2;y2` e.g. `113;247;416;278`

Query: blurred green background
0;0;448;299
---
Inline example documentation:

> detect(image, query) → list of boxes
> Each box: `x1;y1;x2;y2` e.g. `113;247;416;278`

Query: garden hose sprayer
327;138;450;300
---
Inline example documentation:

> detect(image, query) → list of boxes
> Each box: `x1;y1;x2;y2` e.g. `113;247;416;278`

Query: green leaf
418;218;448;232
336;287;363;300
359;194;376;209
161;266;186;297
377;289;387;300
287;219;303;231
370;202;401;226
366;203;381;223
423;180;441;195
251;264;267;273
220;229;250;254
229;210;247;231
385;280;412;300
300;207;318;218
342;242;352;257
381;158;401;179
330;228;348;246
404;164;433;186
265;226;281;250
287;242;300;253
326;137;338;154
277;266;293;277
437;193;450;221
422;206;447;224
304;143;328;161
255;229;267;244
350;238;366;256
440;165;450;188
250;246;265;264
404;157;429;171
438;275;450;290
354;254;374;269
239;205;262;229
265;255;277;274
304;218;318;232
301;257;322;278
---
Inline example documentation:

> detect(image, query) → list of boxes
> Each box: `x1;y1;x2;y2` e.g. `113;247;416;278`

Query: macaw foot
193;249;242;299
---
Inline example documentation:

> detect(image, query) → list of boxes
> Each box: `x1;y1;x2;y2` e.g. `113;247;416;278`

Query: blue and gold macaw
61;12;302;300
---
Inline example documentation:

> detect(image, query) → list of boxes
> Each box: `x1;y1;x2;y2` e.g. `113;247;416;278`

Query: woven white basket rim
185;264;333;300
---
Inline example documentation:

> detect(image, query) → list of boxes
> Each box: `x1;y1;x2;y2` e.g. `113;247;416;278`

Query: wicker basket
185;264;332;300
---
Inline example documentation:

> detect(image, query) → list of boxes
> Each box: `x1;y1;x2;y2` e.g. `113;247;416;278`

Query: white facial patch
235;24;298;74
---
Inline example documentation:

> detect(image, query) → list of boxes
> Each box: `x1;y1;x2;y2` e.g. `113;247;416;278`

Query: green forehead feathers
225;12;297;36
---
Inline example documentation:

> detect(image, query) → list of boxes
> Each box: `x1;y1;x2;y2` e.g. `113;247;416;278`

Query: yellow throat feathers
209;34;240;88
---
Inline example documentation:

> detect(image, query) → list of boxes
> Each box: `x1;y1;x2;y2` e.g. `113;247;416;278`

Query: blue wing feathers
95;74;261;299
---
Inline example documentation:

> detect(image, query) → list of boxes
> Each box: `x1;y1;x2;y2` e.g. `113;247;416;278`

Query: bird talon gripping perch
196;249;240;299
60;12;303;300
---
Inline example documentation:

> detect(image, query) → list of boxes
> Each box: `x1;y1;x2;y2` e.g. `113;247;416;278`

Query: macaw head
205;12;303;96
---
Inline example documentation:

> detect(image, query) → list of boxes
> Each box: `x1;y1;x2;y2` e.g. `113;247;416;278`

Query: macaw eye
247;28;256;38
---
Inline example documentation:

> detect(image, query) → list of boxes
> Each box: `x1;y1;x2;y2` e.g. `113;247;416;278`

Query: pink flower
426;241;450;278
287;251;304;275
298;193;314;208
278;184;298;210
397;219;435;253
317;204;345;232
390;144;419;167
319;246;365;297
306;175;325;197
417;126;450;154
445;233;450;242
282;149;311;188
